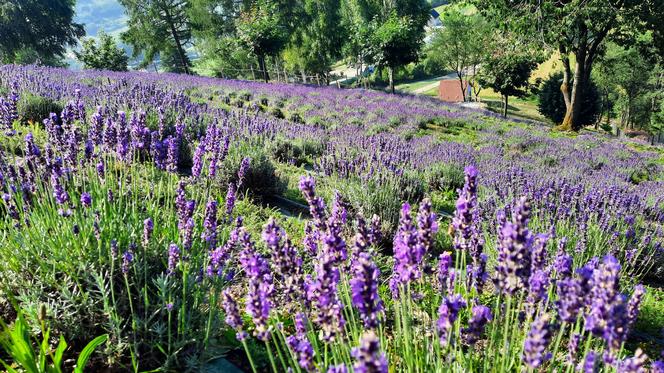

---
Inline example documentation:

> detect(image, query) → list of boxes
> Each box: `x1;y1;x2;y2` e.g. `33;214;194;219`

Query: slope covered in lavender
0;65;663;372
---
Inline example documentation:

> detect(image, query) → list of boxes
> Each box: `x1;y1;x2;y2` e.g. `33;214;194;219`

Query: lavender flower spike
522;314;554;369
351;331;388;373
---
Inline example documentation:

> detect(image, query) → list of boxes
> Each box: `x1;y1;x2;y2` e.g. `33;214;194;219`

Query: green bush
220;144;285;198
537;72;600;125
17;94;63;125
268;137;304;165
426;163;465;192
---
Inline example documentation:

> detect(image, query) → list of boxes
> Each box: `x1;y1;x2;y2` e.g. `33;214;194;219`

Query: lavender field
1;64;663;372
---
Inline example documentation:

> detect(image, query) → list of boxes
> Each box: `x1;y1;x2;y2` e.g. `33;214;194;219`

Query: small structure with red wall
438;80;467;102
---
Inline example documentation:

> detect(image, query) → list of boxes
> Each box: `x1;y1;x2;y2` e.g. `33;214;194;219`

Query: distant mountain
75;0;127;37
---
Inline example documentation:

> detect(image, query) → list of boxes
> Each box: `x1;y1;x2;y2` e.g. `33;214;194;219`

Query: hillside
1;64;663;371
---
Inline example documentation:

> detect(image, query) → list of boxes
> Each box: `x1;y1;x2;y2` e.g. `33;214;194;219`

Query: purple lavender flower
369;214;382;246
626;284;645;328
121;249;134;274
652;361;664;373
166;136;179;172
531;233;550;272
237;156;251;189
263;218;304;303
416;198;438;256
437;294;466;347
617;348;648;373
167;243;180;275
299;176;327;231
452;165;480;253
568;333;581;366
286;335;315;372
306;251;345;342
51;174;69;205
191;142;205;178
80;192;92;208
351;331;388;373
580;351;598;373
202;200;218;248
181;217;195;251
143;218;153;247
239;229;273;341
494;197;533;295
585;255;629;351
556;277;583;323
437;252;453;294
225;183;237;218
222;290;247;341
350;253;383;329
303;221;320;256
522;314;553;368
110;240;118;259
327;365;348;373
390;203;421;295
462;304;492;345
96;160;105;178
527;269;550;306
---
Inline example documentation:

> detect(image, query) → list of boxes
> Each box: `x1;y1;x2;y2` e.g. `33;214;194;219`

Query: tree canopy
475;0;664;130
75;32;129;72
0;0;84;64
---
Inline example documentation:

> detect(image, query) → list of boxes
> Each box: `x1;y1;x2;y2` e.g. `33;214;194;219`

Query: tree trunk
503;95;508;118
457;72;466;102
163;8;190;75
388;66;395;94
258;55;269;83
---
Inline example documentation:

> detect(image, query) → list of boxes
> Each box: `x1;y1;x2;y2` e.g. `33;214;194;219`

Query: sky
75;0;127;38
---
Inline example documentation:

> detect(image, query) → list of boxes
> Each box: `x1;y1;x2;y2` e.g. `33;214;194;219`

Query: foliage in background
538;72;600;127
119;0;193;73
0;0;84;65
75;31;129;72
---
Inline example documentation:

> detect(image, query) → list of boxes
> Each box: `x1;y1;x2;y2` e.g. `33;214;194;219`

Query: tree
236;1;289;82
282;0;345;84
538;72;600;125
0;0;84;64
478;52;539;117
476;0;664;131
119;0;193;74
427;9;491;101
594;38;661;131
75;32;129;71
369;12;420;93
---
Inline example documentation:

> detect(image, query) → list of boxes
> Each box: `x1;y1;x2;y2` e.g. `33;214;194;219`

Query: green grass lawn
395;76;443;92
478;88;549;123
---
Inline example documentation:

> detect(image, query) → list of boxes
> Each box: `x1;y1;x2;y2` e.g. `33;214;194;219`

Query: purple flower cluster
494;197;533;295
350;253;383;329
437;294;466;347
351;331;388;373
522;314;553;368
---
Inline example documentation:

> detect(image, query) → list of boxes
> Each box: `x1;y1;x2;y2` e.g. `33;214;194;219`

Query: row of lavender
0;64;662;370
1;65;662;277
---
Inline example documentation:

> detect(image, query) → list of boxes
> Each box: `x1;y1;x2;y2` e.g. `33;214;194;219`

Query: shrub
270;107;285;119
17;94;63;125
268;137;304;165
220;144;285;198
426;163;465;192
537;72;600;125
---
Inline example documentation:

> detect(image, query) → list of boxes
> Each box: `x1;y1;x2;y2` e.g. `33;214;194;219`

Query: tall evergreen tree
119;0;193;74
0;0;84;64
